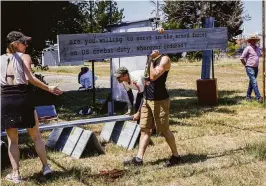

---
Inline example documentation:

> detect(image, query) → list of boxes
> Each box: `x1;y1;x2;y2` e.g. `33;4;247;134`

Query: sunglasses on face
17;40;28;46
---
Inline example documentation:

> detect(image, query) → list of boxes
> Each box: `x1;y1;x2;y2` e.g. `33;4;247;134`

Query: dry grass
2;59;266;186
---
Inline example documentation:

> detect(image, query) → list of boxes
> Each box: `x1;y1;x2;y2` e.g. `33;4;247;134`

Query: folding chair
35;105;58;122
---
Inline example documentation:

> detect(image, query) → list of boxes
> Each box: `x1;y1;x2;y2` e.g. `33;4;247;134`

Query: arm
240;59;246;66
127;89;134;109
122;83;133;114
133;96;143;121
149;55;171;81
240;47;249;66
22;54;62;95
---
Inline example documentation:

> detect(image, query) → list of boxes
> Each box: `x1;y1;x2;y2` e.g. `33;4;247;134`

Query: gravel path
41;73;110;91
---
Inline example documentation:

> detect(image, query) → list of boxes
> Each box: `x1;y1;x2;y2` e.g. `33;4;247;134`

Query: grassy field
2;59;266;186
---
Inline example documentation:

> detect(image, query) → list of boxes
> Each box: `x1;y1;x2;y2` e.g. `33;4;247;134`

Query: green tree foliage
1;1;124;56
162;1;249;60
162;1;249;40
92;1;124;33
227;41;241;57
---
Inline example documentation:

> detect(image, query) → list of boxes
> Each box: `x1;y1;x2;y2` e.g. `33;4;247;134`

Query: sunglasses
17;40;28;46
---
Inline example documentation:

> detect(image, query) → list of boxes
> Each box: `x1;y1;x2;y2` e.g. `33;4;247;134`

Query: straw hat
247;34;260;42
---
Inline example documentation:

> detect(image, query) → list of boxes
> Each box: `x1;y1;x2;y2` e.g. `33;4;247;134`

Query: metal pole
90;1;96;108
92;61;95;108
109;0;114;115
262;0;265;104
155;0;159;28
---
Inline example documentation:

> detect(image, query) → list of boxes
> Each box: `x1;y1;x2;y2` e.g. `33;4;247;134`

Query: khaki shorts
140;98;170;133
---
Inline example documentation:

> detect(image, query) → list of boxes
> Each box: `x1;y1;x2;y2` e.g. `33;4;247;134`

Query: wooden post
262;0;265;104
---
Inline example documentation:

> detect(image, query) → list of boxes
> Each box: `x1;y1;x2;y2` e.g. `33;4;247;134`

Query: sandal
5;173;23;184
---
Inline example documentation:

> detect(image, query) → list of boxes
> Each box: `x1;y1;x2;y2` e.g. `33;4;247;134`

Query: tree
162;1;249;60
1;1;124;56
89;1;124;33
162;1;250;41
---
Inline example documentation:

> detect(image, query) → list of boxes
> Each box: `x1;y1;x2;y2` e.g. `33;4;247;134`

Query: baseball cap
6;31;32;44
114;67;129;78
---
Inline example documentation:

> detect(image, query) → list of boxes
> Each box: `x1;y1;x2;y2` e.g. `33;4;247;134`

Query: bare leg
136;128;151;159
161;129;178;156
6;128;20;177
27;111;47;166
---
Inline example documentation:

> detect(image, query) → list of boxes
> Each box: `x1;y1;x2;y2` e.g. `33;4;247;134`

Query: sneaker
5;173;23;184
43;165;53;176
123;157;143;166
164;155;181;167
257;98;263;103
246;97;252;102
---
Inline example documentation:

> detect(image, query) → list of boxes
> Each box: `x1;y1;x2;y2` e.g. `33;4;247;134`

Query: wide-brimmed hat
114;67;129;78
6;31;32;44
247;34;260;42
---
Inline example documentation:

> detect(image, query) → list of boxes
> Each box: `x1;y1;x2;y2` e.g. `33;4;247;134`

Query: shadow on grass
167;93;249;123
148;153;208;166
27;167;92;185
168;89;242;98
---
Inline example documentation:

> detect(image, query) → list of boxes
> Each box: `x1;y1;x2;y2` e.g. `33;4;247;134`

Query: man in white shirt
78;67;97;90
114;67;145;121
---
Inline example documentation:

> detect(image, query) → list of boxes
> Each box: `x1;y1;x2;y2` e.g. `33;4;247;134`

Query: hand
241;61;246;66
150;50;160;59
156;27;165;34
48;85;63;95
133;112;140;121
124;109;133;115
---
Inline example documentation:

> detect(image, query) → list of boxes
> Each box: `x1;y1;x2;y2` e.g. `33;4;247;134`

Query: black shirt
144;55;169;100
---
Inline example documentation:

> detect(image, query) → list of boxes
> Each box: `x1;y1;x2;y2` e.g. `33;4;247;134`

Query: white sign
58;27;228;62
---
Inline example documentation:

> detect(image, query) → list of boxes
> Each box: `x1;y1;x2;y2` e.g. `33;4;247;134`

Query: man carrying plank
114;28;166;122
123;49;181;167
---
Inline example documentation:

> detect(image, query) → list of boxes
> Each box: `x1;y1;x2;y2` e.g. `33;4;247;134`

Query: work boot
164;155;181;167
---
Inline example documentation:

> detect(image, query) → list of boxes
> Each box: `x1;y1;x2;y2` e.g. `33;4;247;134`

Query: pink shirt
240;45;261;67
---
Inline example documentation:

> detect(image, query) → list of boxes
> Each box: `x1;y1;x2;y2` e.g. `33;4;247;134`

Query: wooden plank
54;127;73;151
62;127;83;156
71;130;92;159
1;115;133;137
100;121;125;142
87;133;105;155
110;121;125;144
58;27;228;62
201;17;215;79
100;122;116;142
201;50;212;79
116;121;138;149
46;128;64;148
128;124;141;150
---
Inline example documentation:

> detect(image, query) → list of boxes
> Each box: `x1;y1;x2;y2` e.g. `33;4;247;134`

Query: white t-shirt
80;71;98;89
123;70;145;93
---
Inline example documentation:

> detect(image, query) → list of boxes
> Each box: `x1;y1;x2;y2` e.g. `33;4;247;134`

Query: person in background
240;34;263;103
1;31;63;183
78;67;98;90
114;67;145;121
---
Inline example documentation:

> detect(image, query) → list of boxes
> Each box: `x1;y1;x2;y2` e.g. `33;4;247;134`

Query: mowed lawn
1;60;266;186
